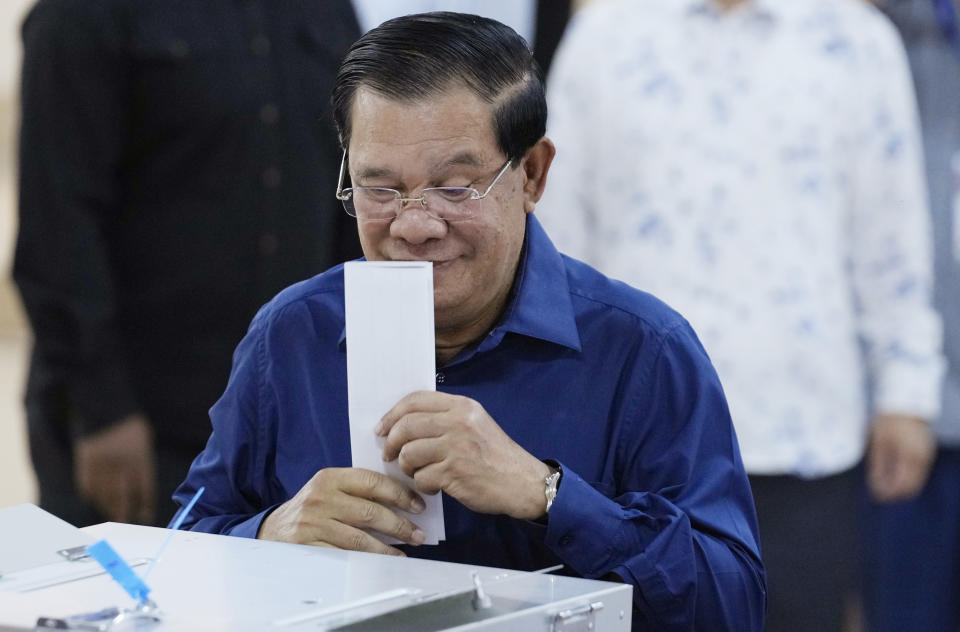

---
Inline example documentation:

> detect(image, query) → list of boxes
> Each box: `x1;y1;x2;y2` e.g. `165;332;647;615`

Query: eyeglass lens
342;188;481;221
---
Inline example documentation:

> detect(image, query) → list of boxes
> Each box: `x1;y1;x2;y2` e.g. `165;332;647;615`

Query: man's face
346;86;531;335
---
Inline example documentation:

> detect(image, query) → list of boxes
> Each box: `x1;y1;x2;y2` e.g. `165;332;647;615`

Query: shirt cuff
874;357;944;421
223;506;279;539
544;463;624;578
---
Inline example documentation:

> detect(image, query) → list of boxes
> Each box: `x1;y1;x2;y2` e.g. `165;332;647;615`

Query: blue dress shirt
173;215;765;630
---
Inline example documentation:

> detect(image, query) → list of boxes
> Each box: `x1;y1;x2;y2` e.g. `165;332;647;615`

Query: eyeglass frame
335;150;513;221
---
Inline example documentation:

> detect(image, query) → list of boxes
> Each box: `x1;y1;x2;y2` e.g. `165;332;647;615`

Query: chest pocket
128;2;244;61
124;2;256;146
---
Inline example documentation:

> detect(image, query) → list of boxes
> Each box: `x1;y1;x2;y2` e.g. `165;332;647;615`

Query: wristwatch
544;462;562;514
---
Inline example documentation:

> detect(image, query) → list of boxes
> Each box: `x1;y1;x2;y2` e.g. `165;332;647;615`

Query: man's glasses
335;151;512;222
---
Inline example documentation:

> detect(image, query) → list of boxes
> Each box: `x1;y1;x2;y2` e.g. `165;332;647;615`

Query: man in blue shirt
173;12;765;630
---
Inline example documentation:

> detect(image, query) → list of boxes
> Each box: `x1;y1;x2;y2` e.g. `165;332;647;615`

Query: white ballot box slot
273;587;421;627
328;588;540;631
0;557;150;594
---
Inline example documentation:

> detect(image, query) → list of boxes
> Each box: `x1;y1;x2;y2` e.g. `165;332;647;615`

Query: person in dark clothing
15;0;365;527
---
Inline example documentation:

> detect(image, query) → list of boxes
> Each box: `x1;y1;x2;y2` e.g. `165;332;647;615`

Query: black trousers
749;466;860;632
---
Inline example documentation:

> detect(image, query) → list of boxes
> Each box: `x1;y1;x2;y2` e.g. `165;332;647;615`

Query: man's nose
389;203;447;244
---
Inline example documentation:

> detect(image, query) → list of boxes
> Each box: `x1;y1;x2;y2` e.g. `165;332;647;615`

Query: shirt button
559;535;573;547
251;34;271;56
435;372;445;384
262;167;281;188
168;39;189;58
259;233;278;256
259;104;279;125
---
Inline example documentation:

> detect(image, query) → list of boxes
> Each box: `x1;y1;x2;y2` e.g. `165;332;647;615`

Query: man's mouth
387;254;458;269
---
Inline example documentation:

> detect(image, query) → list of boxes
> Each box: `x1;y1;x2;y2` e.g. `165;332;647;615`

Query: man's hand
867;413;936;503
74;414;157;524
257;467;427;556
377;391;553;520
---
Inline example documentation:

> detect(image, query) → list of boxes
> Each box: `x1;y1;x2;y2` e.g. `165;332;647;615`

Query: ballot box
0;506;632;631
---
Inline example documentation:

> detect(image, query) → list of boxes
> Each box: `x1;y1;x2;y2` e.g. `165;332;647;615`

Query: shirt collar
493;214;582;352
336;214;582;354
683;0;780;21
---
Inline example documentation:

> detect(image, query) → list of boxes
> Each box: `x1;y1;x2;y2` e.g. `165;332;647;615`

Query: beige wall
0;2;29;334
0;0;36;508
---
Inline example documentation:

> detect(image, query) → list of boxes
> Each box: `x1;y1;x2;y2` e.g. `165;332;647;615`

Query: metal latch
56;546;91;562
551;601;604;631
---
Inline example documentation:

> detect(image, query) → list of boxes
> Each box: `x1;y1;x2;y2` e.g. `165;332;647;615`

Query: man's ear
521;137;556;214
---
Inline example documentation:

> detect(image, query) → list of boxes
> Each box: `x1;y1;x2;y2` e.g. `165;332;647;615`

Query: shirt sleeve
172;311;277;537
14;0;139;436
544;322;766;631
847;12;945;419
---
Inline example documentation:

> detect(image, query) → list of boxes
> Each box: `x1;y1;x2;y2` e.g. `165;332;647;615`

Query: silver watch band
544;467;561;513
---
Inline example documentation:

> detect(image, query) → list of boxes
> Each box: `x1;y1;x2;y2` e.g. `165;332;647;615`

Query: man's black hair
331;12;547;164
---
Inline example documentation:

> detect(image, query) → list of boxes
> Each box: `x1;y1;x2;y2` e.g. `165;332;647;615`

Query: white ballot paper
344;261;445;544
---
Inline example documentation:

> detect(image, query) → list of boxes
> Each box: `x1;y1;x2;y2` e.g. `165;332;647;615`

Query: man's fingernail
411;529;426;545
411;497;425;513
373;421;384;436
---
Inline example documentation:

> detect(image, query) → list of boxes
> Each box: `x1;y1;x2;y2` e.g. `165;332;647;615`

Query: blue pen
141;486;205;583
